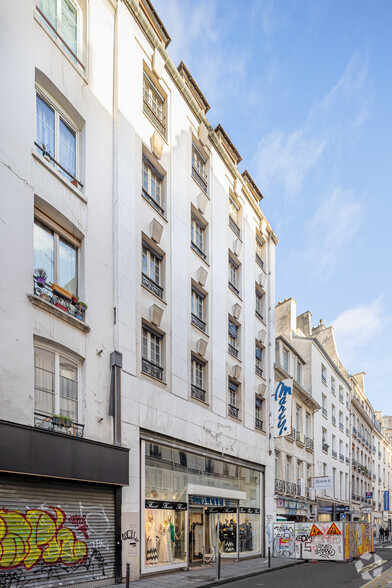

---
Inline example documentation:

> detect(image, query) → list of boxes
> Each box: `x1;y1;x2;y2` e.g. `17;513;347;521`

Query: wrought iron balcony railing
229;216;241;238
228;343;238;358
192;164;208;193
142;357;163;381
191;313;206;332
255;365;263;378
275;479;285;493
255;418;263;430
286;482;297;495
191;384;206;403
34;412;84;437
142;273;163;299
228;404;239;419
305;437;314;451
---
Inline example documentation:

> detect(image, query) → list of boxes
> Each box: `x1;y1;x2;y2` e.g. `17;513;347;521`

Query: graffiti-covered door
0;475;116;587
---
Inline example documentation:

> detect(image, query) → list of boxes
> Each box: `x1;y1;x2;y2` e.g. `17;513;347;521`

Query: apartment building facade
0;0;277;584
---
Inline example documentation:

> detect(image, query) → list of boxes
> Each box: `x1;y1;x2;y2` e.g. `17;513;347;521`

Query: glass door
189;508;204;564
204;510;218;564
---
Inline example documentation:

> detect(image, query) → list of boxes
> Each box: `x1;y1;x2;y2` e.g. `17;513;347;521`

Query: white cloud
333;297;384;353
303;187;363;278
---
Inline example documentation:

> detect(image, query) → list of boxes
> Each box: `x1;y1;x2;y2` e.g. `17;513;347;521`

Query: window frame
141;325;164;381
255;343;263;377
191;144;208;193
143;72;166;137
228;378;240;419
35;88;80;186
191;214;206;259
228;318;239;358
142;155;165;215
142;241;163;299
191;287;206;332
191;355;207;403
228;255;240;296
255;287;264;321
229;196;241;238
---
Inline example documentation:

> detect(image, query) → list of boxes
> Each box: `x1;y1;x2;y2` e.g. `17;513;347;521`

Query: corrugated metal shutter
0;475;116;587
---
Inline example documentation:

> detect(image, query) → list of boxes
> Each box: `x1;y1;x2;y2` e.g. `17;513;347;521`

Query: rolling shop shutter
0;475;116;587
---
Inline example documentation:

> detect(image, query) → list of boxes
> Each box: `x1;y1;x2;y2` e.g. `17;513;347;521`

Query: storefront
275;497;312;522
141;435;264;575
317;502;350;522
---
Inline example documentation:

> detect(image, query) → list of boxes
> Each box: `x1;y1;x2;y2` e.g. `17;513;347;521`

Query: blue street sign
384;491;390;511
341;513;346;520
366;492;373;498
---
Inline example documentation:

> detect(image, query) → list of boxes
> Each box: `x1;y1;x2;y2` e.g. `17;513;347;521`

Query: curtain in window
255;347;262;360
34;347;55;414
228;322;238;338
59;238;77;294
61;0;77;56
36;95;55;157
34;222;54;284
59;118;76;180
39;0;57;29
59;355;78;420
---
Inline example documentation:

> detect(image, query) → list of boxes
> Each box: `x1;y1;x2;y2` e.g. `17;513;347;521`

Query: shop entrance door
189;508;204;565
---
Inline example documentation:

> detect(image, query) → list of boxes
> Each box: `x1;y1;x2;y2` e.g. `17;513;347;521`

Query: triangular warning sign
327;523;341;535
310;524;323;537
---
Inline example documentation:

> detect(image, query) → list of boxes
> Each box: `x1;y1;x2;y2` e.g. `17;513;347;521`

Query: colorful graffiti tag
344;522;373;558
273;523;295;558
0;507;88;570
295;522;344;560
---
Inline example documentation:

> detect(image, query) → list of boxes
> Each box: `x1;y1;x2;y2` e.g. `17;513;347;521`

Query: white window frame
143;73;166;136
34;343;80;422
142;156;164;213
191;144;208;193
296;361;302;385
191;215;206;258
142;326;163;381
37;0;83;64
191;288;204;323
142;242;162;292
36;88;79;184
228;319;239;351
228;257;240;294
229;196;240;225
255;288;263;320
283;348;289;373
321;364;327;384
191;356;206;392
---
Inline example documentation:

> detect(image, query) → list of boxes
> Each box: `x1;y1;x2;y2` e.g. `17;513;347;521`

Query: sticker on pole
327;523;342;535
310;524;323;537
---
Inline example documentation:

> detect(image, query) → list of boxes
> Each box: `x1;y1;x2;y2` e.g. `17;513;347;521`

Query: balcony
228;404;240;419
191;313;206;332
322;407;327;418
34;412;84;438
255;253;264;269
192;163;208;193
142;273;163;299
345;457;349;464
332;449;337;459
286;482;297;495
142;187;165;215
191;385;206;403
255;365;263;378
332;416;336;426
32;278;86;323
287;427;296;441
339;453;344;461
339;423;344;432
275;478;286;493
228;343;238;358
322;442;329;453
229;216;241;238
142;358;163;381
143;91;166;137
296;430;305;445
255;418;263;431
305;437;314;451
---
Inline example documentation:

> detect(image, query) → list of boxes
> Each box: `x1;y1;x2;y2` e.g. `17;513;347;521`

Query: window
229;197;241;237
286;457;291;482
339;385;344;402
331;376;335;394
142;156;164;214
34;216;78;295
228;256;240;295
255;236;264;269
283;348;289;373
191;288;206;332
305;413;310;437
255;344;263;377
297;461;302;483
321;364;327;384
339;411;343;431
142;326;163;381
34;344;79;421
192;144;208;193
142;242;163;298
296;405;302;432
332;404;336;425
228;319;239;357
228;379;240;419
255;288;264;321
255;396;263;430
322;394;327;417
36;91;79;186
191;356;206;403
143;72;166;136
296;361;302;386
191;215;206;258
37;0;81;64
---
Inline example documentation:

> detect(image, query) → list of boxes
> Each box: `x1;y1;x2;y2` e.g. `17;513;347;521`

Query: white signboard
273;378;293;438
363;508;372;513
313;477;333;490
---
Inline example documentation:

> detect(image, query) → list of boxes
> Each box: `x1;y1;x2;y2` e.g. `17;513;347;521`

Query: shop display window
144;503;186;566
239;508;260;553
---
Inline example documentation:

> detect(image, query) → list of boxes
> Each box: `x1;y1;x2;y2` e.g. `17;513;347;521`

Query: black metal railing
143;94;166;136
191;385;206;403
255;310;264;322
34;412;84;437
142;358;163;381
228;281;240;295
255;365;263;377
332;449;337;458
33;278;86;322
286;482;297;494
287;427;296;441
305;437;314;451
228;404;239;419
228;343;238;358
332;416;336;426
229;216;241;238
322;407;327;417
339;453;344;461
191;240;207;259
346;457;349;464
255;418;263;430
275;479;285;492
34;141;83;189
191;313;206;332
339;423;344;432
339;392;344;402
142;273;163;298
142;187;165;215
192;164;208;193
322;442;329;453
255;254;264;269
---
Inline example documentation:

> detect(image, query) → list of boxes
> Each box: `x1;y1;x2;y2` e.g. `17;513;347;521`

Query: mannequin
168;515;176;560
145;514;158;564
159;519;171;562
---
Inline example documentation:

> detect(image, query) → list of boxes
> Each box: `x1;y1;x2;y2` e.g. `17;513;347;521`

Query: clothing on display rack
239;520;253;552
219;519;236;553
145;519;158;564
158;522;172;563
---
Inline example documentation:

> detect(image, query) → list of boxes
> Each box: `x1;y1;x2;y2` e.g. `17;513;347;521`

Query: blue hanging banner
384;491;390;512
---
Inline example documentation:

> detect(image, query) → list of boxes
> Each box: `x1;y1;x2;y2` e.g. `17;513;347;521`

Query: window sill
32;151;87;203
141;282;167;305
141;369;166;385
28;294;90;333
190;243;209;266
190;319;209;337
141;190;167;222
33;9;88;83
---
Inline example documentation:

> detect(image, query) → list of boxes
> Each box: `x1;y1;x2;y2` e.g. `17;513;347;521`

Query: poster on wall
313;477;333;490
273;378;293;438
295;522;345;561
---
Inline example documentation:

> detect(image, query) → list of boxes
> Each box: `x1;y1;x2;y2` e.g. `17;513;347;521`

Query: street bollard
216;552;221;580
126;562;130;588
268;547;271;568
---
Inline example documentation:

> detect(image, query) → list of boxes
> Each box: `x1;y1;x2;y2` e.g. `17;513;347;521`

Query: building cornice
293;335;351;389
276;335;306;365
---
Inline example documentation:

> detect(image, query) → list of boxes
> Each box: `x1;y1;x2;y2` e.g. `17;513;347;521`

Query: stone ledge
28;294;90;333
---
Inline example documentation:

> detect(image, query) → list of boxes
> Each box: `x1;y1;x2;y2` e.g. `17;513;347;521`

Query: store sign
318;505;333;513
366;492;373;498
145;500;187;511
239;508;261;514
273;378;293;438
363;508;372;514
313;477;333;490
189;496;231;507
336;505;350;513
384;491;390;511
206;507;237;514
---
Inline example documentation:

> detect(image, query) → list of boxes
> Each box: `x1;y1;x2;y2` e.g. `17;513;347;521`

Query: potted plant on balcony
51;414;73;428
41;144;51;162
34;268;47;287
77;300;87;314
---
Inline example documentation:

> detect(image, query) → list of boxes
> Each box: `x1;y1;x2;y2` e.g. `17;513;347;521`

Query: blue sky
153;0;392;413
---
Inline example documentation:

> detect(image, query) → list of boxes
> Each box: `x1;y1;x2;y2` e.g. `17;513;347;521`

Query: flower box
51;283;72;301
55;301;68;312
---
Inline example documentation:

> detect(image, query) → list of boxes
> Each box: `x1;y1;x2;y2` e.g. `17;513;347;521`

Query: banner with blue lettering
384;491;390;512
273;378;293;438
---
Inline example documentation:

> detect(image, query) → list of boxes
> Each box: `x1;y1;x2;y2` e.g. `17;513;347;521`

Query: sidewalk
108;556;305;587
